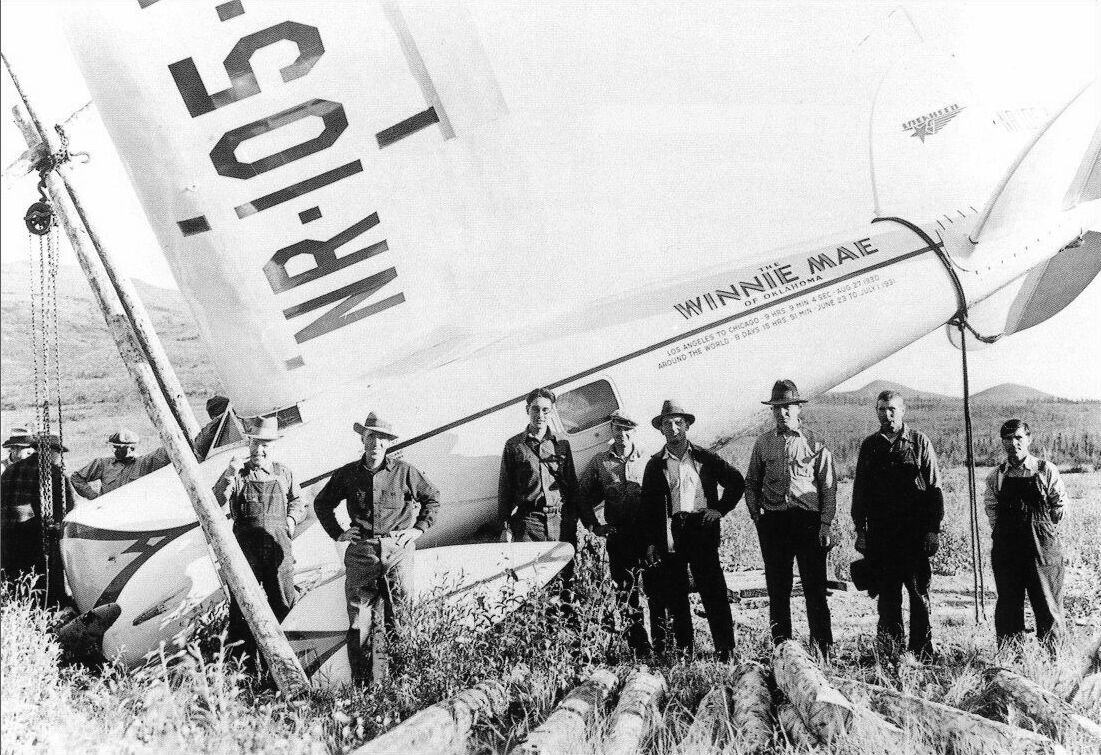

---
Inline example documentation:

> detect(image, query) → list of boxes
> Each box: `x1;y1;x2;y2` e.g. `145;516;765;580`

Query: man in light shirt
984;419;1066;653
640;400;745;660
746;379;836;657
71;429;169;499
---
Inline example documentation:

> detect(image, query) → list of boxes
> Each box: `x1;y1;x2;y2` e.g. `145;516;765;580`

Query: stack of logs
354;633;1101;754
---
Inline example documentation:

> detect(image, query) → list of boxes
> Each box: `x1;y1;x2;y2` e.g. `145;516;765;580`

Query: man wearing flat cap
746;379;836;657
71;428;170;500
852;389;943;658
639;400;745;660
314;412;440;684
213;417;306;665
2;427;35;476
581;410;651;656
1;433;76;608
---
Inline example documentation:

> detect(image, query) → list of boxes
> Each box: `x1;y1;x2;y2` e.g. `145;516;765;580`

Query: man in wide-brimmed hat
1;427;35;476
1;433;75;608
213;416;307;666
314;411;441;684
71;428;170;499
746;379;836;657
581;410;651;657
639;399;745;660
852;389;943;659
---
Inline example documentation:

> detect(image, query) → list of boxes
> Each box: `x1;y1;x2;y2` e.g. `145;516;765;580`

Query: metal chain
47;224;65;477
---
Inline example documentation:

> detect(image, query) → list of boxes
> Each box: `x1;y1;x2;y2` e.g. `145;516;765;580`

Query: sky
1;1;1099;400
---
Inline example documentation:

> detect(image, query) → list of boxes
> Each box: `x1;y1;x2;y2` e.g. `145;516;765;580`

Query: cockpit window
557;379;619;434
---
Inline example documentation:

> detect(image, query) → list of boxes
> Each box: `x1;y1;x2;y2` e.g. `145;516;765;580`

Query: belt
671;511;698;523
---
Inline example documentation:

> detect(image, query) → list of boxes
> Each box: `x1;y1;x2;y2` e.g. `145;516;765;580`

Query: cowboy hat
352;412;398;439
762;379;809;406
651;400;696;430
245;416;282;441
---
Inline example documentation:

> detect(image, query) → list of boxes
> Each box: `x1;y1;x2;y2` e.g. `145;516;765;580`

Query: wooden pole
835;677;1066;755
677;686;731;753
601;667;666;755
982;668;1101;744
2;52;201;443
776;703;817;749
512;668;620;755
354;680;508;755
7;70;309;697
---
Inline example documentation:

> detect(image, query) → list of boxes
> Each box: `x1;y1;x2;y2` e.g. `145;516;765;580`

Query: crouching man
213;417;306;666
314;413;440;684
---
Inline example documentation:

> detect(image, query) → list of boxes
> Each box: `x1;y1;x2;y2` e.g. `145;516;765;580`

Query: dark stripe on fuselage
300;241;940;486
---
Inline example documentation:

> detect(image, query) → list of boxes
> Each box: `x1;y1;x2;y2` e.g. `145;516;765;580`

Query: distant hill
971;383;1063;403
826;380;954;404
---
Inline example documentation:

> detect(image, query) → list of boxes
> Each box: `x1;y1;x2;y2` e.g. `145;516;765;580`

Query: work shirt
314;454;440;540
213;460;306;526
851;424;942;536
662;446;708;513
581;443;646;528
498;428;592;527
0;452;75;526
983;454;1065;528
745;428;836;525
71;448;170;499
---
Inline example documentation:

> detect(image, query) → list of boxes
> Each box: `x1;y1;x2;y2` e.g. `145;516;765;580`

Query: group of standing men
515;381;1068;662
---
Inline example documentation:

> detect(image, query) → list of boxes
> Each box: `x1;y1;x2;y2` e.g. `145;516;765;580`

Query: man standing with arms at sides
852;390;943;659
498;388;596;586
71;429;169;499
746;380;836;658
984;419;1066;654
640;400;744;661
0;433;75;608
213;417;306;667
314;413;440;685
581;410;650;657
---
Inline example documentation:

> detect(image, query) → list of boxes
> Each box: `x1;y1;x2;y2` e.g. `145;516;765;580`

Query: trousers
606;531;651;654
872;536;933;655
344;537;415;684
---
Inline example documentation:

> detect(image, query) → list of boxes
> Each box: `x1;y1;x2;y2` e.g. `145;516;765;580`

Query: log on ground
776;703;817;749
677;686;731;754
729;661;772;753
512;668;620;755
355;680;508;755
601;667;666;755
981;668;1101;744
834;677;1066;755
773;640;853;742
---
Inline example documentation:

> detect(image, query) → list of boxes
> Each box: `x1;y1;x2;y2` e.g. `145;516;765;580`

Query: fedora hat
762;379;808;406
353;412;398;440
651;400;695;430
607;410;638;429
3;427;34;448
849;558;879;597
107;428;140;446
246;416;282;441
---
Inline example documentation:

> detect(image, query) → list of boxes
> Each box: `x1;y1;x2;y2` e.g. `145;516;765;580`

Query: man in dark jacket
639;400;745;660
581;410;650;656
314;412;440;684
852;390;943;658
0;433;75;608
984;419;1066;653
498;388;597;587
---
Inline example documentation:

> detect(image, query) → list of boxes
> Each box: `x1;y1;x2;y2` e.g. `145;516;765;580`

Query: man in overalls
313;413;441;685
984;419;1067;653
581;410;650;657
213;417;306;666
497;388;595;587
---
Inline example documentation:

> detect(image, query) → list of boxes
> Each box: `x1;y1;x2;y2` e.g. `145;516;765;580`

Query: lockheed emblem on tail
903;103;966;142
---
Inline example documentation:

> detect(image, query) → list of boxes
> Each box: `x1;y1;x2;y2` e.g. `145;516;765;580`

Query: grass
3;473;1100;753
